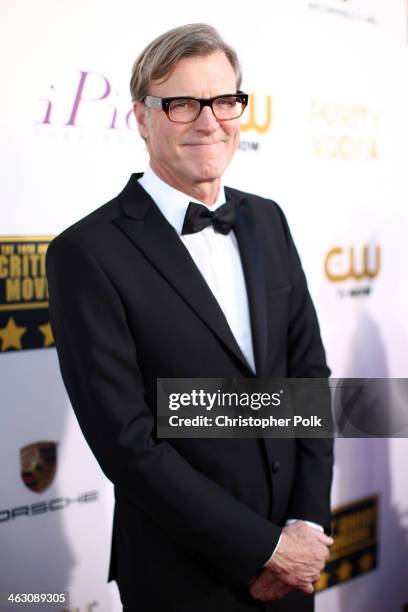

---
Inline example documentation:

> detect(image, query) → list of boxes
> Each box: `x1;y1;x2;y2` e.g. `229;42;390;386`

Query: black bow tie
181;201;236;235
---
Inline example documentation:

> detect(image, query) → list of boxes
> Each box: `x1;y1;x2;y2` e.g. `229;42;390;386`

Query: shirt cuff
285;519;324;531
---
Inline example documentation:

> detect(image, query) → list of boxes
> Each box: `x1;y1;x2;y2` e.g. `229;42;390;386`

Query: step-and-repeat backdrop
1;1;408;610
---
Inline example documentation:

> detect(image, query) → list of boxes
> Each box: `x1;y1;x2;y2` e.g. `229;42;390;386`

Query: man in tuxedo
46;23;333;612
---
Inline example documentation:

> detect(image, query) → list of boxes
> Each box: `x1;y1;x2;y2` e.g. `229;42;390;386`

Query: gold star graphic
0;317;27;351
315;570;330;591
358;552;374;572
336;560;353;582
38;322;54;347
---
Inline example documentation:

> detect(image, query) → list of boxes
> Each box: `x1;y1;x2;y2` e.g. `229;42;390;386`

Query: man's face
134;51;241;197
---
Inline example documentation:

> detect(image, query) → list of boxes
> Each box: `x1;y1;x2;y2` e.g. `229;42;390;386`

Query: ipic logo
38;70;272;134
38;71;135;131
37;72;271;144
324;245;381;297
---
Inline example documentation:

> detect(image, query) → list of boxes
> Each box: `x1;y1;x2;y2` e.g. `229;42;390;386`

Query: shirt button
271;461;280;473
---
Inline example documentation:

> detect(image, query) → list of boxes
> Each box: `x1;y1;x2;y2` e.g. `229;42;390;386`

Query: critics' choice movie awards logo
37;70;271;150
310;99;380;160
315;495;378;591
20;441;57;493
0;236;53;352
308;0;377;25
324;244;381;297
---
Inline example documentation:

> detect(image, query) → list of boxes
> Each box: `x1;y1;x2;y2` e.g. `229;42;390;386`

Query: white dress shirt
138;166;322;564
139;166;256;373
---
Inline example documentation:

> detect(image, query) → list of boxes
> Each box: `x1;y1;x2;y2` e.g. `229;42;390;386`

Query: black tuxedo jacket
46;174;333;612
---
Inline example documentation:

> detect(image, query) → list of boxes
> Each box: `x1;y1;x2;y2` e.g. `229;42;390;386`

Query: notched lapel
230;193;268;377
114;175;252;373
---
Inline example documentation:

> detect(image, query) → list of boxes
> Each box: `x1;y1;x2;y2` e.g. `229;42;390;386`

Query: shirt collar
138;166;226;235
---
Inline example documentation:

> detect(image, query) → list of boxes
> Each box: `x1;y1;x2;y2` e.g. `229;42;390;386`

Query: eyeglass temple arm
143;96;164;110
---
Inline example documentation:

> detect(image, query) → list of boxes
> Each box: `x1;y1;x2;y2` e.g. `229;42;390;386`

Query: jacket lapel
114;174;252;373
228;191;268;377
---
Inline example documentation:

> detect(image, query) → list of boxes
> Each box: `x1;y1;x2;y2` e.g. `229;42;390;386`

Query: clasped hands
249;521;334;602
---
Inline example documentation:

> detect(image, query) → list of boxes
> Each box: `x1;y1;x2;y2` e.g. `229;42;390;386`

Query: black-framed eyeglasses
142;91;248;123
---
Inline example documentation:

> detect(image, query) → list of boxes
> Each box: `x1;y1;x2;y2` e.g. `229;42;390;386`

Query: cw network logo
324;245;381;298
37;71;271;142
239;93;272;152
240;94;272;134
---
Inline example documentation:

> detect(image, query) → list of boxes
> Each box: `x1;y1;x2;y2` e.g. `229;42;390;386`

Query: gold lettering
312;134;324;157
350;246;381;280
369;139;378;158
324;247;349;282
22;278;34;300
29;254;40;276
364;246;381;278
34;277;48;299
0;255;8;278
313;133;377;159
17;243;36;255
349;246;364;280
240;95;272;133
338;136;354;158
311;101;371;130
336;508;376;533
39;253;46;276
22;254;29;277
326;246;381;282
9;255;21;278
331;525;371;554
6;279;20;301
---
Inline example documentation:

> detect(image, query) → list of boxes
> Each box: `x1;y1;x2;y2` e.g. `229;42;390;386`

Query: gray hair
130;23;242;102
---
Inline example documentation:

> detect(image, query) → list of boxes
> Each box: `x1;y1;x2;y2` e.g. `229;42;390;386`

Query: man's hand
249;521;333;601
248;571;293;602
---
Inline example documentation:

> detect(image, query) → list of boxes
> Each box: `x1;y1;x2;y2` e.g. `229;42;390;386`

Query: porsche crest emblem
20;441;57;493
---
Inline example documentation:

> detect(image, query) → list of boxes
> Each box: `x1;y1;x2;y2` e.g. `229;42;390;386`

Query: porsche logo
20;441;57;493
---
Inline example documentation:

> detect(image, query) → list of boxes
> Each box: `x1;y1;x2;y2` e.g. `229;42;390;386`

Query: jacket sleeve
46;233;281;585
276;206;334;534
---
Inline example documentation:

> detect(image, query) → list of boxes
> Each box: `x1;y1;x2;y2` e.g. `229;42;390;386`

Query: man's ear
133;101;149;140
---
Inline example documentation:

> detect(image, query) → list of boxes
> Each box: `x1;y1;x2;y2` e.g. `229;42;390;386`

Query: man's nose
194;105;219;130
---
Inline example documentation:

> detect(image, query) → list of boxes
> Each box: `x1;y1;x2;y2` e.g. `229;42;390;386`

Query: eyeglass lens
168;96;244;122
